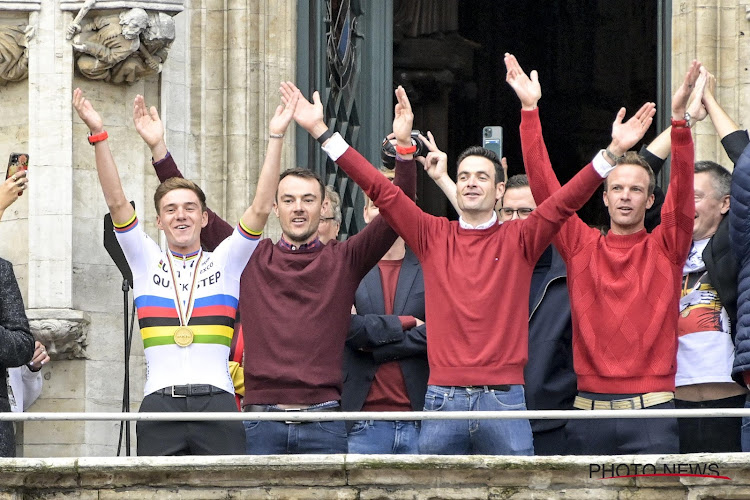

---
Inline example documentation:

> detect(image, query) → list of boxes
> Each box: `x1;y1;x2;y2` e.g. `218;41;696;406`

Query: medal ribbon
166;249;203;327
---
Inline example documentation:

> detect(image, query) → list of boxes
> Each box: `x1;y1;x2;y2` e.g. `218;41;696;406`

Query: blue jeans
417;385;534;455
742;396;750;452
243;419;348;454
348;420;420;454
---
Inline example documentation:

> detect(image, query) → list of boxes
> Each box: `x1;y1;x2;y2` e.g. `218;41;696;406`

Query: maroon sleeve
152;153;233;251
339;154;418;278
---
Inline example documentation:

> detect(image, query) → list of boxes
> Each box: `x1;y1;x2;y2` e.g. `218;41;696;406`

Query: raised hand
280;81;325;136
72;88;103;133
133;94;164;148
416;131;448;180
269;85;300;136
686;67;708;123
393;85;414;146
609;102;656;156
504;53;541;110
672;60;702;120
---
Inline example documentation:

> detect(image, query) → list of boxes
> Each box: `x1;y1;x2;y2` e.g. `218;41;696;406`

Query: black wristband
316;129;334;145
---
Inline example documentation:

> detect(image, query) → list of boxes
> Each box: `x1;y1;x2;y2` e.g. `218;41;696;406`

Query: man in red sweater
508;53;699;454
135;85;416;454
283;82;610;455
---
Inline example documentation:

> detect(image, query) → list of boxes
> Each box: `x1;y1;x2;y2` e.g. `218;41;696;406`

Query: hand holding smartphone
6;153;28;197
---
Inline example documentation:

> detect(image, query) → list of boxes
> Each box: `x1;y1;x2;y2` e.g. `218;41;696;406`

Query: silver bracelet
269;133;284;139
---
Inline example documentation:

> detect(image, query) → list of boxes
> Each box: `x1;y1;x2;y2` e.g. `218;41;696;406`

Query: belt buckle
171;386;187;398
284;406;302;425
611;398;636;410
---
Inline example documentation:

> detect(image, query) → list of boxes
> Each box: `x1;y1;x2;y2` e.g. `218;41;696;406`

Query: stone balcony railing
1;453;750;499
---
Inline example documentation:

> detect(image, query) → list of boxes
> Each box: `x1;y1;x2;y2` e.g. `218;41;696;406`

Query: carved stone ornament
69;6;176;84
0;0;41;11
26;308;90;360
0;24;33;84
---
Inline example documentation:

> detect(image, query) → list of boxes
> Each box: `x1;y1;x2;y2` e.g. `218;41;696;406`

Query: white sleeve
320;133;349;161
209;225;261;281
112;213;161;278
593;150;616;178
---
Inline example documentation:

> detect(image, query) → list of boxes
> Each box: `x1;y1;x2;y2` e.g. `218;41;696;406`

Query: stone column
161;0;296;242
672;0;750;168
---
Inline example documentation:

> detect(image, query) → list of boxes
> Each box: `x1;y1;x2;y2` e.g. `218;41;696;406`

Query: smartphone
482;127;503;160
6;152;29;179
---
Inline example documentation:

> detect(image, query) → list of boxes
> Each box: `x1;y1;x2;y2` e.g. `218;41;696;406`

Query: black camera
381;130;429;167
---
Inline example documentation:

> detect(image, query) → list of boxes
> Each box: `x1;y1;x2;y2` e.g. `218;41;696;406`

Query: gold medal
166;249;203;348
173;326;195;347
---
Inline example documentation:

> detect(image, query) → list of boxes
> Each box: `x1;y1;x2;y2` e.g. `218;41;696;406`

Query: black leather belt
243;404;340;412
465;385;511;392
155;384;222;398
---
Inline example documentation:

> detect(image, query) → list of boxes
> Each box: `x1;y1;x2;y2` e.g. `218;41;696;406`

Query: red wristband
88;130;109;145
670;118;688;129
395;143;417;155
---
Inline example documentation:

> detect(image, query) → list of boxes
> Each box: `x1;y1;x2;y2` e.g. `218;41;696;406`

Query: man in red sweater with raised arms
283;82;611;455
508;53;699;454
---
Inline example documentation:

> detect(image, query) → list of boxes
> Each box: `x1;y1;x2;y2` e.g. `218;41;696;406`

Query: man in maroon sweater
508;53;699;454
134;86;416;454
283;82;610;455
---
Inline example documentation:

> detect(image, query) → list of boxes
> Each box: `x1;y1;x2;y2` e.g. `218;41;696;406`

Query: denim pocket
317;420;348;438
243;420;261;432
488;386;526;410
348;420;369;435
423;387;449;412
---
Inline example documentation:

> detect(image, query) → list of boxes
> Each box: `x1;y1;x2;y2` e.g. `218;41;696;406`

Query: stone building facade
0;0;746;457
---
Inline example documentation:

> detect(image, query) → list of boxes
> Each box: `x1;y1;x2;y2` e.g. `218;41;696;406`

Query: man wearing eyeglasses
319;185;342;244
496;174;577;455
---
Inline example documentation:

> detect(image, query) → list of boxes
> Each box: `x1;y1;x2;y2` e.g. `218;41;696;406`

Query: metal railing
3;408;750;422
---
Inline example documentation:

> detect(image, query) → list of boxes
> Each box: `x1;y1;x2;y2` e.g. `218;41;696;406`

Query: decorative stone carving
70;7;175;84
0;24;33;84
26;308;90;360
60;0;183;13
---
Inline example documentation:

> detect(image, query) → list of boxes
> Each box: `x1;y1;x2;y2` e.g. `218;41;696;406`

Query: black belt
243;404;340;413
465;385;511;392
155;384;223;398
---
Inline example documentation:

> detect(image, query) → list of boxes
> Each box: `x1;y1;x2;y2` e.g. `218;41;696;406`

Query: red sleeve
334;146;437;259
520;108;594;259
651;126;694;264
398;316;417;330
152;153;233;251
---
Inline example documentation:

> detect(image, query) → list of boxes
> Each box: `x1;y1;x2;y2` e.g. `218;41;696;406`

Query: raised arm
238;85;299;232
508;52;655;202
282;82;431;256
418;131;460;213
72;88;134;226
703;71;749;165
133;94;233;249
651;61;700;261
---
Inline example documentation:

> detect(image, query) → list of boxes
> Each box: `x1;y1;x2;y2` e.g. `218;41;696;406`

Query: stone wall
0;0;297;457
0;454;750;499
673;0;750;168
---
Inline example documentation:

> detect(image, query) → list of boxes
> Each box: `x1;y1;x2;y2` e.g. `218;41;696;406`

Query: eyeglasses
499;207;535;219
319;217;337;224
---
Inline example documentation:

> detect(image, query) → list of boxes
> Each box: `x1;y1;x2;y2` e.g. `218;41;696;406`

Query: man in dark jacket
499;175;576;455
641;71;747;453
344;183;429;454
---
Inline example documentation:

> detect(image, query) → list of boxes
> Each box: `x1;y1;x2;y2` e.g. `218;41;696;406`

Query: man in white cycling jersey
73;87;298;455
